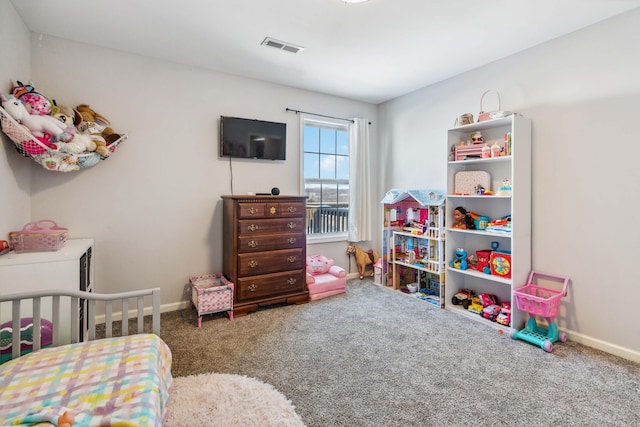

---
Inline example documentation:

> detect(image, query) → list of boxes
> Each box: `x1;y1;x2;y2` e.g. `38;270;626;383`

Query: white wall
19;34;376;309
2;0;637;361
378;9;640;361
0;0;31;233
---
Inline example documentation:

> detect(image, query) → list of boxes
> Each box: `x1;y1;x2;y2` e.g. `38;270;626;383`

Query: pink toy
20;132;57;156
12;81;52;116
306;254;334;275
1;94;74;142
306;255;347;300
189;273;233;328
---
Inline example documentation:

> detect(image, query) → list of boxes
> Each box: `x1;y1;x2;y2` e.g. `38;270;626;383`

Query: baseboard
94;301;190;324
564;330;640;363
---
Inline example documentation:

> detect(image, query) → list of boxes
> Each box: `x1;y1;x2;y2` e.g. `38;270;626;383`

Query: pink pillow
306;255;334;275
328;265;347;278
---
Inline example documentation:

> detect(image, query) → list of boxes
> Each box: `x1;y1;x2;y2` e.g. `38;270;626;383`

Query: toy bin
473;216;490;230
189;273;234;328
9;220;68;253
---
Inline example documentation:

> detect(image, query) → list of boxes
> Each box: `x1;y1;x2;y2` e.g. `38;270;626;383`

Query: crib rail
0;288;160;362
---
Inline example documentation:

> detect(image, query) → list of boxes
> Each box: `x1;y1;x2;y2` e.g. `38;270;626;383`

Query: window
302;117;349;238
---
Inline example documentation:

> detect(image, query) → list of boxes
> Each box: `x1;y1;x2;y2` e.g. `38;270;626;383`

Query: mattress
0;333;173;427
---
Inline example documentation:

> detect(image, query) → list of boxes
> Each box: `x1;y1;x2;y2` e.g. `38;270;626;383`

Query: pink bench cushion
308;273;346;295
309;288;345;301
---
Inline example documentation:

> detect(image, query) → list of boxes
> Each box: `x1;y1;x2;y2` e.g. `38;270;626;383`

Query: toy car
467;296;484;314
496;302;511;326
479;293;498;307
451;288;476;309
469;293;498;315
482;304;502;321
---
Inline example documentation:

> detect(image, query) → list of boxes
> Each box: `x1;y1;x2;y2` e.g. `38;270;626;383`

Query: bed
0;288;172;427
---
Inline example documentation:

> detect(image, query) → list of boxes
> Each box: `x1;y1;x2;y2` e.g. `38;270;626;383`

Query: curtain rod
285;108;371;125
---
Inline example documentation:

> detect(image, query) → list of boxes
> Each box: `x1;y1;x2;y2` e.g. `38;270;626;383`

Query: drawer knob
248;283;258;292
288;222;296;229
248;207;258;215
247;224;259;232
248;260;258;268
287;277;297;285
248;240;258;248
287;237;297;244
287;256;297;263
287;206;297;213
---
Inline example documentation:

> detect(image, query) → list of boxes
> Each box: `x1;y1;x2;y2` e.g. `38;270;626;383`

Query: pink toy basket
189;273;234;328
513;271;569;319
9;220;68;253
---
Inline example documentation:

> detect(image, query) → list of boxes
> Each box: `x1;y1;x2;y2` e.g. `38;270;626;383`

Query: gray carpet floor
159;279;640;427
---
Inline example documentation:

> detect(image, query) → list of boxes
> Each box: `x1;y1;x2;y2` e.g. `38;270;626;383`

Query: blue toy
450;248;468;270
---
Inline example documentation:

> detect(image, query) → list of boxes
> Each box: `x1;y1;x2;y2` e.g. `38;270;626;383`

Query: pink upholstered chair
306;255;347;301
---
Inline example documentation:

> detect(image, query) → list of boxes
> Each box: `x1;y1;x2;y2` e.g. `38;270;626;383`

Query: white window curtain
348;118;371;242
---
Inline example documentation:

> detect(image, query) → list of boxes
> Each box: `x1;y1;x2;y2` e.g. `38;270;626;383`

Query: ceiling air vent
261;37;304;54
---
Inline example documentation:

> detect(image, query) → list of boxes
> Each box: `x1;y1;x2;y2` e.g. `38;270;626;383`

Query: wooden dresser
222;195;308;316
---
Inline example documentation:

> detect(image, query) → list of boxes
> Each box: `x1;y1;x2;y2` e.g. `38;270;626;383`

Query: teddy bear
75;104;121;157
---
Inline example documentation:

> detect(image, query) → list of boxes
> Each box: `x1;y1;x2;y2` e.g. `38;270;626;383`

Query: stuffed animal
1;94;94;155
57;411;75;427
11;81;52;116
76;104;121;157
52;102;97;153
50;99;82;127
307;255;335;275
27;132;57;155
38;152;80;172
347;244;380;280
1;94;73;141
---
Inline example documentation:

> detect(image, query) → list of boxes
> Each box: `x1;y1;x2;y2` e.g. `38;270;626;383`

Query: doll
452;206;475;230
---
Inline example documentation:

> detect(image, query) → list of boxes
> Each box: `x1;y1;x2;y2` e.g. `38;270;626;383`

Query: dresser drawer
236;270;305;301
237;233;304;253
237;202;267;219
237;218;304;235
237;201;305;219
237;248;304;276
278;202;305;218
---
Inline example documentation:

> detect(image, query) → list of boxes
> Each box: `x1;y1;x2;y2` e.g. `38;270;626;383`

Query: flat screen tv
220;116;286;160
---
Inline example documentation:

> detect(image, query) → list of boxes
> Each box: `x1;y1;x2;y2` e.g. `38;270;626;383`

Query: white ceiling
10;0;640;104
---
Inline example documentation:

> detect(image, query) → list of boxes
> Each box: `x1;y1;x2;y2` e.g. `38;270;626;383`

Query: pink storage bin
514;284;564;318
189;273;234;328
9;220;68;253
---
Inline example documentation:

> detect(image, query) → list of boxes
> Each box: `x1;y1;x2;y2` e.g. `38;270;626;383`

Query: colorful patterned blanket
0;334;172;426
